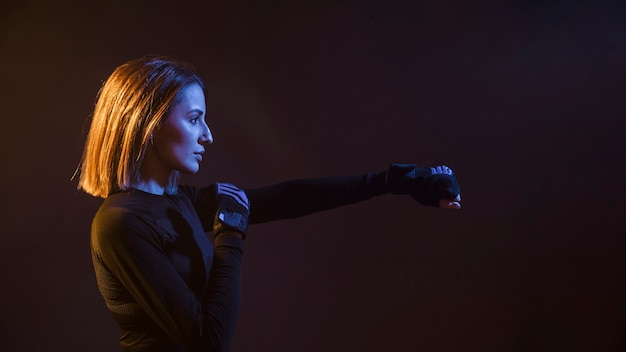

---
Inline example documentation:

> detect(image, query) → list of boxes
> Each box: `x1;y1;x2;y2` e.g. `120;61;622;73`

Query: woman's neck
134;150;172;195
133;178;166;195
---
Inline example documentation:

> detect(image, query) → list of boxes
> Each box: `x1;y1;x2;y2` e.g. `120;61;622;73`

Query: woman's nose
201;121;213;144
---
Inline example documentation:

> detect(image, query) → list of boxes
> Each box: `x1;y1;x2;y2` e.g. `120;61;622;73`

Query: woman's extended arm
245;172;387;224
189;164;461;228
245;164;462;223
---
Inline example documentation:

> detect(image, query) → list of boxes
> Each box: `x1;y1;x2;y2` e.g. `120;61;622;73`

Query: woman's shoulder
92;190;164;240
92;198;143;238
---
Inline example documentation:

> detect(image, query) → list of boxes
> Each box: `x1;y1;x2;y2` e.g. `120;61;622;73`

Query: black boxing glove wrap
385;163;461;207
213;183;250;238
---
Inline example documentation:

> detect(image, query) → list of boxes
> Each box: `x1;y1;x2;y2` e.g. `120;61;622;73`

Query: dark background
1;1;625;351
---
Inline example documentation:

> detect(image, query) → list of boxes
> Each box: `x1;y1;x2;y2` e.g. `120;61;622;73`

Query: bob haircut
78;55;204;198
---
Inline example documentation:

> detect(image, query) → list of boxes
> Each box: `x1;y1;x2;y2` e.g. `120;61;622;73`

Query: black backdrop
1;1;625;351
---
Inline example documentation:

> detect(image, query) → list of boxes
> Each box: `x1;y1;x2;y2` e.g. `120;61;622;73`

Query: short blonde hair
78;56;204;198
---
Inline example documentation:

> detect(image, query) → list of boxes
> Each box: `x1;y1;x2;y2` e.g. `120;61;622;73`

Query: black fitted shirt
91;172;386;351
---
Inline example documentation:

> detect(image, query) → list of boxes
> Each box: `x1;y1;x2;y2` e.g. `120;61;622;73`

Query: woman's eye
190;117;199;124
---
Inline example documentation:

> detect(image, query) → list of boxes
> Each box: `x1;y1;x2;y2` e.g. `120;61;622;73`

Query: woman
78;55;461;352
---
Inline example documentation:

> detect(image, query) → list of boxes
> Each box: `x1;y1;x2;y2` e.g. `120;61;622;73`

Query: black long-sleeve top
90;172;387;352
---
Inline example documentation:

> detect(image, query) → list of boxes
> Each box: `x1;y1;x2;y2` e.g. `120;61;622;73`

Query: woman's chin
178;165;200;175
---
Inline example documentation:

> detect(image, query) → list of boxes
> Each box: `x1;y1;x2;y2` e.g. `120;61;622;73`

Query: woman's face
151;83;212;175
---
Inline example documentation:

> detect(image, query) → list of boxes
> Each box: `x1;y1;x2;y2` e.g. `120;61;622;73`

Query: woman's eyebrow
187;109;204;115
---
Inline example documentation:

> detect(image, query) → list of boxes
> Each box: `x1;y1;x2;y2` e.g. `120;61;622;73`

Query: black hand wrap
213;183;250;238
386;163;461;207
